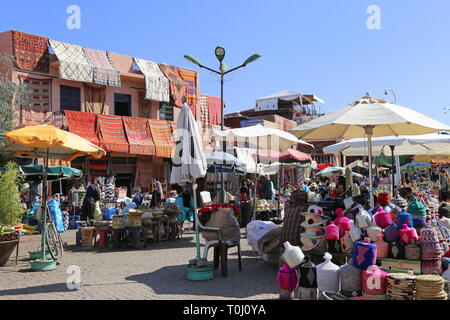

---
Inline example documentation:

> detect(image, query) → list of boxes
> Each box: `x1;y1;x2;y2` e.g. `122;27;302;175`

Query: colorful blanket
84;85;106;114
159;64;187;108
89;155;109;177
179;68;198;116
12;31;49;73
199;95;211;131
65;110;100;145
97;115;129;153
84;48;121;87
134;58;170;102
49;39;94;82
123;116;156;156
207;95;222;126
19;75;52;126
147;119;175;158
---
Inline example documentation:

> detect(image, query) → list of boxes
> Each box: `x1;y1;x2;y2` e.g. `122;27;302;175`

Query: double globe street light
184;47;261;202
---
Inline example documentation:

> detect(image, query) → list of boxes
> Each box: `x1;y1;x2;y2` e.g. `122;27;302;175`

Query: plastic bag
94;201;102;221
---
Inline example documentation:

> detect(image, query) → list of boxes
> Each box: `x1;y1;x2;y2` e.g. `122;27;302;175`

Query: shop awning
65;110;100;145
123;116;156;156
97;115;129;153
147;119;175;158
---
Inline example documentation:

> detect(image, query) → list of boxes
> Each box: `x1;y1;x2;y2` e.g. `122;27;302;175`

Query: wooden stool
112;228;126;249
126;226;145;249
94;230;110;249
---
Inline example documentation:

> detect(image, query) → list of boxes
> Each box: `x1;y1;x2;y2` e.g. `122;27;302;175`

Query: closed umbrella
291;95;450;206
170;103;210;280
0;125;105;270
345;167;353;192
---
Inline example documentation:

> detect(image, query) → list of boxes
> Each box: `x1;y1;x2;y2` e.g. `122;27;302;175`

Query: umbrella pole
40;149;49;260
366;126;375;207
390;145;395;197
192;180;201;262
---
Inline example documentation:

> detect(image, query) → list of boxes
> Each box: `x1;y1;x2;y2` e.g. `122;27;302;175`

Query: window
159;102;174;121
60;85;81;111
114;93;131;116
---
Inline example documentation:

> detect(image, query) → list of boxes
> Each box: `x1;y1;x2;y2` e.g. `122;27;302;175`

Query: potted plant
0;162;25;266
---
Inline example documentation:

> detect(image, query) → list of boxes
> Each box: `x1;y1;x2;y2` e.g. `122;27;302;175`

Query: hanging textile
12;31;49;73
147;119;175;158
134;58;170;102
19;75;52;126
123;116;156;156
158;64;187;108
199;94;211;131
207;95;222;126
97;115;129;153
38;158;71;167
49;39;94;82
84;85;107;114
89;155;109;177
65;110;100;145
138;92;159;118
83;48;121;87
179;68;198;116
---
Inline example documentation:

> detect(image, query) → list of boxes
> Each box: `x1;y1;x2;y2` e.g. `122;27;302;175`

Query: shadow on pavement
125;257;278;299
0;283;70;296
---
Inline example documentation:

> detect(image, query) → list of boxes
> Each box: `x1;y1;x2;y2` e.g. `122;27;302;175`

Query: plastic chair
198;219;242;277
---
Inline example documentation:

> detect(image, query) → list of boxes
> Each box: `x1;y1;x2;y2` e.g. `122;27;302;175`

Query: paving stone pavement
0;228;279;300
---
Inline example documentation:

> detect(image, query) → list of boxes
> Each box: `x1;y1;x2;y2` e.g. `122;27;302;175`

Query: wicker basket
445;280;450;300
340;260;362;293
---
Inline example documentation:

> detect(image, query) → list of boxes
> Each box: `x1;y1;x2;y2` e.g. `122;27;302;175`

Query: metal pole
220;65;226;203
366;126;375;207
41;149;49;260
390;145;396;197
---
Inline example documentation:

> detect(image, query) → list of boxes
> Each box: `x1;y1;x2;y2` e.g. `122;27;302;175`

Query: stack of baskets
255;200;269;212
414;275;448;300
340;259;362;297
386;273;416;300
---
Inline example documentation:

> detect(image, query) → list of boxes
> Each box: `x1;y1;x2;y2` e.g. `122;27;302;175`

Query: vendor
81;178;101;224
329;184;345;199
131;187;144;208
259;175;274;200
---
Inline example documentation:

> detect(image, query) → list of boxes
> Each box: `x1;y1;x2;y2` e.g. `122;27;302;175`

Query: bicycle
35;200;64;261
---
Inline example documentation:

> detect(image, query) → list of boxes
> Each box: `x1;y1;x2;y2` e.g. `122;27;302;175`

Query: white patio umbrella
170;103;209;279
291;95;450;206
323;132;450;196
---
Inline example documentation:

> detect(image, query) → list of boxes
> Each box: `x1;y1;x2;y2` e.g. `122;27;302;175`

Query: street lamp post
184;48;261;202
384;88;397;104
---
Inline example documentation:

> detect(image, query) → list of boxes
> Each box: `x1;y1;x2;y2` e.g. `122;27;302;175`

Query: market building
0;30;221;194
225;90;342;166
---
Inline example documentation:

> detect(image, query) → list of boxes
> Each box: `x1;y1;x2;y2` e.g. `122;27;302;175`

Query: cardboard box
81;227;95;247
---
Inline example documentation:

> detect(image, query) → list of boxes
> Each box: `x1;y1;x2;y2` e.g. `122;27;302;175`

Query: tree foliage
0;161;25;226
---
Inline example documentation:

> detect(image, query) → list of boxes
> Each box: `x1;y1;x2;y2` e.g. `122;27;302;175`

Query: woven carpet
207;95;222;126
89;155;109;177
84;48;121;87
97;115;129;153
179;68;198;116
199;94;211;131
65;110;100;145
19;75;52;126
12;31;49;73
159;64;188;108
123;116;156;156
49;39;94;82
134;58;170;102
147;119;175;158
84;85;106;114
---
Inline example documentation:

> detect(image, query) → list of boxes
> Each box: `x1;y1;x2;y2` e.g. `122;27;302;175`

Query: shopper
439;169;449;202
81;178;101;224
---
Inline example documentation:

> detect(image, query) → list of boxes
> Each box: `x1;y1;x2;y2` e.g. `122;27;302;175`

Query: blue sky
1;0;449;124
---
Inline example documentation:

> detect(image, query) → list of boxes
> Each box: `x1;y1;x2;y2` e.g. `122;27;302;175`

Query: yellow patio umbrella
0;125;105;271
414;154;450;164
1;125;105;161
